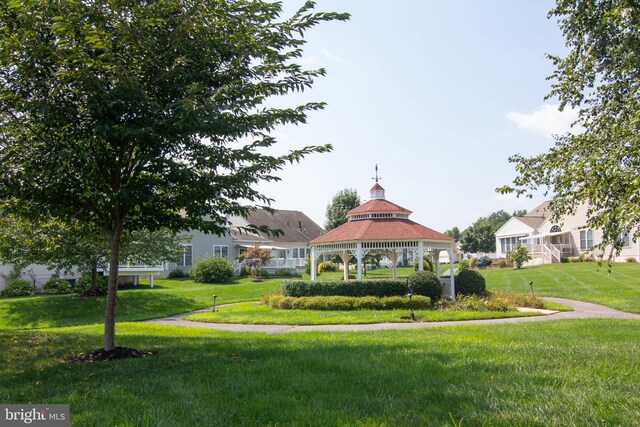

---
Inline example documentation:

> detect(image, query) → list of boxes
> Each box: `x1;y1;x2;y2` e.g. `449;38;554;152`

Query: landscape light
407;292;416;321
213;294;218;312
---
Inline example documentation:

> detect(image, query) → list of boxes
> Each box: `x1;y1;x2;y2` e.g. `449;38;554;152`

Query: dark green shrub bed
281;279;407;297
267;294;431;311
455;269;486;295
1;279;35;297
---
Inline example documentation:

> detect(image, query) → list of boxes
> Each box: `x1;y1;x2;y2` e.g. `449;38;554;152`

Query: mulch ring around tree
66;347;154;364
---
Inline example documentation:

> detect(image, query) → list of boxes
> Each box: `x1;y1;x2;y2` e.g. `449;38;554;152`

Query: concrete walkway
145;297;640;334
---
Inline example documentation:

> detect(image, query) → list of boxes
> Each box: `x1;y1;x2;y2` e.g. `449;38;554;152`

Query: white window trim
213;245;229;258
580;230;594;251
179;244;193;267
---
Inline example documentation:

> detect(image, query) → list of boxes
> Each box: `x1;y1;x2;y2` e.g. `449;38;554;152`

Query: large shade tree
498;0;640;259
324;188;361;231
460;210;512;253
0;0;348;351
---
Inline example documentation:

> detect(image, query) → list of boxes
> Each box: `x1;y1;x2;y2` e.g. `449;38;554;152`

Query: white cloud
506;104;579;137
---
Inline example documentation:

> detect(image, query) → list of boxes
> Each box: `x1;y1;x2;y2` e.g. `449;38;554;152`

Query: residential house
167;208;323;274
495;201;639;264
1;208;322;291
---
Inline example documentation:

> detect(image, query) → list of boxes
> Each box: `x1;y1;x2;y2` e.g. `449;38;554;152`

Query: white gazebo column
449;245;456;301
389;249;399;279
149;274;154;288
356;242;364;281
340;251;353;281
433;250;441;277
310;247;317;281
417;241;425;271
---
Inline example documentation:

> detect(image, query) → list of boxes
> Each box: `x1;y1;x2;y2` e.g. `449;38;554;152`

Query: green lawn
1;320;638;426
184;302;541;325
481;262;640;313
0;277;281;330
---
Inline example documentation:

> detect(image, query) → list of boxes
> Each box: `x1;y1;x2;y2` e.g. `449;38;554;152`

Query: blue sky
256;1;576;232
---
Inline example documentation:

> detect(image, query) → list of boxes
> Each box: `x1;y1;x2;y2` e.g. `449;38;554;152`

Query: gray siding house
167;209;323;274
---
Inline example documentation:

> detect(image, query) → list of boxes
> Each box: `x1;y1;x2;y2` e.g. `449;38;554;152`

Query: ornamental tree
0;0;348;351
508;245;532;270
498;0;640;260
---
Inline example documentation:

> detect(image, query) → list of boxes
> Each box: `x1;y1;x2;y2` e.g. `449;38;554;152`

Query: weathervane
372;164;382;183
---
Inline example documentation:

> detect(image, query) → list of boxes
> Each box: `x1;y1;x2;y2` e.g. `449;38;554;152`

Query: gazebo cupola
309;175;458;299
370;183;385;200
347;183;412;222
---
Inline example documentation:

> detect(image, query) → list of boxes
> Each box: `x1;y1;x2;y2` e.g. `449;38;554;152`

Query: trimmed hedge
455;269;486;296
191;256;234;283
281;279;407;298
267;294;431;311
407;271;442;302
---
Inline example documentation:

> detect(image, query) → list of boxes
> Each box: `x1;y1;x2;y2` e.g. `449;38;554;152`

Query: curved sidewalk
145;297;640;334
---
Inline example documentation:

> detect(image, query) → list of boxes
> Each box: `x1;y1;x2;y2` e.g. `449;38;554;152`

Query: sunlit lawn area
1;319;638;426
0;277;282;330
481;262;640;313
184;302;541;324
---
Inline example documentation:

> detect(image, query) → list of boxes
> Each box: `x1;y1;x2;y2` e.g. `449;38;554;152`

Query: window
550;225;561;233
579;230;594;250
500;237;519;254
213;245;229;258
292;248;307;259
178;245;193;267
622;232;631;248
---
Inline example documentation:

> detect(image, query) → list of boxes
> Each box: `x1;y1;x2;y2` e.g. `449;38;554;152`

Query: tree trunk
104;214;124;351
90;262;98;291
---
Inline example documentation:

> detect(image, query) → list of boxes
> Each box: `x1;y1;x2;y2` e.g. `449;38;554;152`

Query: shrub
407;271;441;302
281;279;407;298
167;269;190;279
1;279;35;297
75;274;107;293
560;257;569;263
626;257;637;263
508;246;532;269
452;294;511;312
496;260;507;268
583;255;596;262
42;278;73;294
455;269;486;296
490;291;544;309
267;294;430;311
457;259;469;273
191;256;234;283
412;257;434;272
317;261;338;273
469;257;478;267
568;256;581;262
475;256;492;267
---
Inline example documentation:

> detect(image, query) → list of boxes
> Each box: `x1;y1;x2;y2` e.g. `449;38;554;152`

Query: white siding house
495;201;640;264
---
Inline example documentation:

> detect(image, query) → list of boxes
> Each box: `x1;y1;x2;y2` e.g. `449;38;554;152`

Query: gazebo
309;183;457;298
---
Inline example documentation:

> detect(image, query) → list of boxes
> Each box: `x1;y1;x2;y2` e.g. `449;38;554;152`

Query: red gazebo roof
346;199;412;216
310;218;454;244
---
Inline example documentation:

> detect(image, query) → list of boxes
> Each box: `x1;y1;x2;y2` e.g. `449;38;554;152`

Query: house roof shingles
229;209;323;244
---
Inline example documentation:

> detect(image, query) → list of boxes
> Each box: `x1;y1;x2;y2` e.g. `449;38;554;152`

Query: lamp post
212;294;218;312
407;292;416;321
